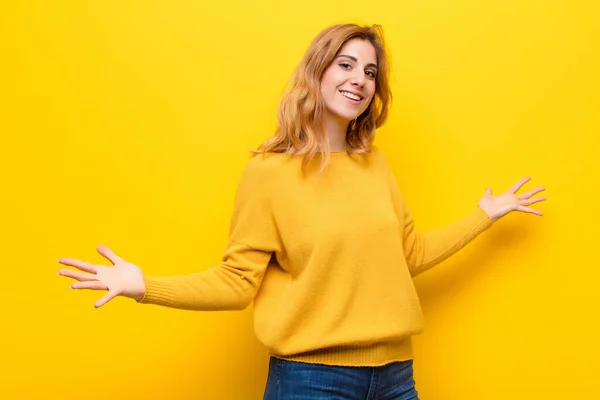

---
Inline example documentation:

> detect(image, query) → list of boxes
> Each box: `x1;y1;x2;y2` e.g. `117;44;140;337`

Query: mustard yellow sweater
139;147;493;366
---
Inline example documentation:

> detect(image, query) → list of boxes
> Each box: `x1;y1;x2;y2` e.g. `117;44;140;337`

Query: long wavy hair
251;23;393;172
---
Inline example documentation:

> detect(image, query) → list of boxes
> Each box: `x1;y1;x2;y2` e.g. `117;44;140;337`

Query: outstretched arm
393;174;546;277
58;157;281;310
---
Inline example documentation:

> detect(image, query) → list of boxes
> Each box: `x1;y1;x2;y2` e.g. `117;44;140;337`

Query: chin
332;108;363;122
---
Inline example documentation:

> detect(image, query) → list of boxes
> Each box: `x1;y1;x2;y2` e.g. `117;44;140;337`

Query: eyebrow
336;54;378;69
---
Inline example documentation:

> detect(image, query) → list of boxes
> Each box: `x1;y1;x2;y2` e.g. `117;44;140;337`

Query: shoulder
366;145;393;170
369;144;385;159
236;152;293;195
242;152;291;178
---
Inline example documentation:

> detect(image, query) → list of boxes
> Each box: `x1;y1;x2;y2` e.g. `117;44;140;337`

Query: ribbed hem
137;277;178;306
270;338;414;367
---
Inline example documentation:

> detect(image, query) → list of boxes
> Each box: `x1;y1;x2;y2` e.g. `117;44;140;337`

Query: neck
323;111;350;151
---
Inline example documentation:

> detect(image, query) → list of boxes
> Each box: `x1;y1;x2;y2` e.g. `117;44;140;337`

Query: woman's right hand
58;245;146;308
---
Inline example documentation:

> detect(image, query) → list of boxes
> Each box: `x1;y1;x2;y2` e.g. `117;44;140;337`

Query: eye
339;63;351;69
365;70;376;79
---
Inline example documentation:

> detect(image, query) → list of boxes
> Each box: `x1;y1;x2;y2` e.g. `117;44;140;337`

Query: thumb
94;289;120;308
485;188;493;195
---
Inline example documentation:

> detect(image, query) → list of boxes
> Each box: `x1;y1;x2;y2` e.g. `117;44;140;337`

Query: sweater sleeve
388;169;493;277
138;156;281;311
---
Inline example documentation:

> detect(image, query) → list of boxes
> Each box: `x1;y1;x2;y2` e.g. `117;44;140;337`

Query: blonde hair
251;23;393;172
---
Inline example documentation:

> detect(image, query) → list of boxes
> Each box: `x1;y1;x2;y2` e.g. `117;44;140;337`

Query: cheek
320;74;332;96
366;85;377;103
321;68;344;90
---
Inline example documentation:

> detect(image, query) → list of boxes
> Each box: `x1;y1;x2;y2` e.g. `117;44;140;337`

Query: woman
58;24;546;399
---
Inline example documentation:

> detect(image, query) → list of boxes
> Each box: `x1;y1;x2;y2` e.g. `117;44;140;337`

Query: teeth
340;91;362;101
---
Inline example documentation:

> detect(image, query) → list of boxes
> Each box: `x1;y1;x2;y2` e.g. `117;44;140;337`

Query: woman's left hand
478;177;546;223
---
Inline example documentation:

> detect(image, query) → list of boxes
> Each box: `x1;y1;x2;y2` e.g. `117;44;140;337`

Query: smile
339;90;363;102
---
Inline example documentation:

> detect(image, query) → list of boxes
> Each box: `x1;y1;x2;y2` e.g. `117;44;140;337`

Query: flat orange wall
1;1;597;398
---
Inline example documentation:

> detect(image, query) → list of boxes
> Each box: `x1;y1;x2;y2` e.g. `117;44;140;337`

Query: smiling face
320;38;378;123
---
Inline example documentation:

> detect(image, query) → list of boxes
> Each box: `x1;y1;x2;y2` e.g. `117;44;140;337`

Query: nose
350;71;366;87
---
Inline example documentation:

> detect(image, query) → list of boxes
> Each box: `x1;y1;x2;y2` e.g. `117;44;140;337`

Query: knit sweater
138;146;493;366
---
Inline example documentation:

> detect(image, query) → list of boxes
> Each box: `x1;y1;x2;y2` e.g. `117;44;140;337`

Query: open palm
58;245;146;308
478;176;546;223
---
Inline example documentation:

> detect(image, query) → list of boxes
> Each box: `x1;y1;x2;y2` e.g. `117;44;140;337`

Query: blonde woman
58;24;546;399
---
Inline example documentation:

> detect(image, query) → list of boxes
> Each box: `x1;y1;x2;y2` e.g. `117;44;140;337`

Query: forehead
337;38;377;65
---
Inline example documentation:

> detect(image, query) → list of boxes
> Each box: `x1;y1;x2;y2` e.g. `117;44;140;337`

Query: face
320;38;378;122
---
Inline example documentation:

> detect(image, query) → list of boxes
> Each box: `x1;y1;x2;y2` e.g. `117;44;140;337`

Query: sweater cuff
471;206;494;234
137;277;179;306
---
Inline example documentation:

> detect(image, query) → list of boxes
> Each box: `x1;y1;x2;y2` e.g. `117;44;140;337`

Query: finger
58;269;97;282
521;196;547;206
94;290;119;308
485;188;493;195
517;205;544;216
71;281;107;290
509;176;531;194
57;258;97;274
518;187;546;200
97;245;123;266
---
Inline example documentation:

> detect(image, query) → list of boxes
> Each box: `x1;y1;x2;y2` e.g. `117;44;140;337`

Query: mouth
339;90;364;104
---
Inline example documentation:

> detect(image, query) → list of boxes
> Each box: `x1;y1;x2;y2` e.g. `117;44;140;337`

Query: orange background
1;1;598;398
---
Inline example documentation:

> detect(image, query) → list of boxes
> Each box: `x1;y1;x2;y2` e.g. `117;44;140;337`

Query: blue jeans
263;356;420;400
